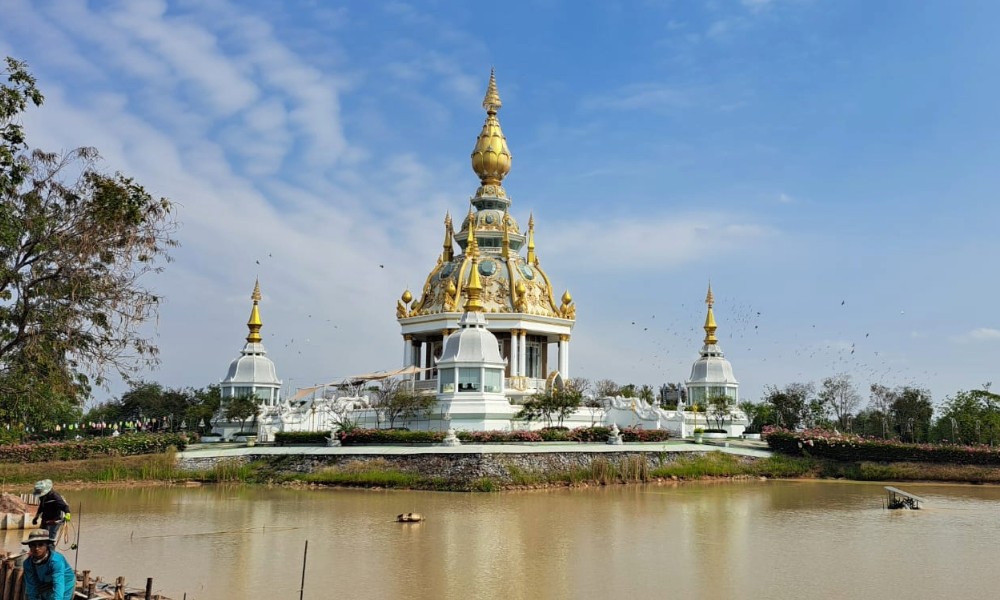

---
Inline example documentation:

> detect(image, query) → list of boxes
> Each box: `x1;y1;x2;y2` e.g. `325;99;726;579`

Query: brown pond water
2;480;998;600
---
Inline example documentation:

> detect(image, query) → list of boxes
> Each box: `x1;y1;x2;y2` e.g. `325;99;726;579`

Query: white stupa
685;283;739;406
220;278;282;407
434;237;516;431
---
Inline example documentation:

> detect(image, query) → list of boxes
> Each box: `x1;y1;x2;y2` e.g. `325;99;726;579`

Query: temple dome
224;343;280;385
438;311;504;365
688;345;738;385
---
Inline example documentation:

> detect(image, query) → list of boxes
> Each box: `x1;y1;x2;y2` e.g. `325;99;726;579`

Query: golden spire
464;256;484;312
501;207;511;259
526;213;536;265
465;206;479;257
471;68;512;192
247;278;263;344
703;282;718;345
443;211;454;261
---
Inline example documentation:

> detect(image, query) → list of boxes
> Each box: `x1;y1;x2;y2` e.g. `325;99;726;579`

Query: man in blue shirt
22;530;76;600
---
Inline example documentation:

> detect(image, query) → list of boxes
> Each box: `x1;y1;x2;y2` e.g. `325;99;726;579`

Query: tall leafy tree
819;373;862;430
764;382;815;430
0;58;178;429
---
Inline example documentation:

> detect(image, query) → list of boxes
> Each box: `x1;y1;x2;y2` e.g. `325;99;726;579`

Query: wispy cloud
581;83;700;112
952;328;1000;344
778;193;794;203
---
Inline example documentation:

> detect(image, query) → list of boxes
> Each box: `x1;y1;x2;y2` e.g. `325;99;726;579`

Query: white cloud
778;193;794;203
953;328;1000;344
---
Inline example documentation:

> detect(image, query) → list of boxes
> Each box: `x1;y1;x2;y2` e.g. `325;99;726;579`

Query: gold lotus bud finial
464;256;484;312
447;279;457;296
562;290;572;305
402;289;413;304
703;281;718;345
247;277;263;344
471;68;512;190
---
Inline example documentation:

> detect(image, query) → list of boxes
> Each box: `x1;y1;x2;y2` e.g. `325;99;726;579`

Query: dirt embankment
0;493;32;513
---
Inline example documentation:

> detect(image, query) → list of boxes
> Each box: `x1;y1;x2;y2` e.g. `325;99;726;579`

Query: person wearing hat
31;480;70;545
22;529;75;600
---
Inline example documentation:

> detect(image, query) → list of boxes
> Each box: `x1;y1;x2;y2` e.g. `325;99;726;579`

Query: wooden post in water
10;566;23;600
74;502;82;572
145;577;153;599
82;569;90;592
87;581;97;598
299;540;308;600
2;559;14;600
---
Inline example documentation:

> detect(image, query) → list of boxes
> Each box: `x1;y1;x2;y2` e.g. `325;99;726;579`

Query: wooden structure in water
0;554;173;600
884;486;924;510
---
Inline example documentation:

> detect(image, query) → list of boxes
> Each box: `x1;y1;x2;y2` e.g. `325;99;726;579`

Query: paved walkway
178;440;773;460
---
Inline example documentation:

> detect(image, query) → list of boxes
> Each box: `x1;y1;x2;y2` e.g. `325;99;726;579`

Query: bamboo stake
145;577;153;600
74;502;82;572
299;540;308;600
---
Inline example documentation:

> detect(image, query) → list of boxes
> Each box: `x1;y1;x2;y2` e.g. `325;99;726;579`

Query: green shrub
0;433;188;463
274;431;332;445
764;427;1000;465
339;429;445;445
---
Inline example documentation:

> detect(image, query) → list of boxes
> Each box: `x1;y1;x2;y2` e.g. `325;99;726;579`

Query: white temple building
685;284;740;406
215;279;282;438
434;249;518;430
396;70;576;403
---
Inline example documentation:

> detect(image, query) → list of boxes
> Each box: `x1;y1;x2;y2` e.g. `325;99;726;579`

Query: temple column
509;329;519;377
558;334;570;379
402;334;413;368
518;330;527;379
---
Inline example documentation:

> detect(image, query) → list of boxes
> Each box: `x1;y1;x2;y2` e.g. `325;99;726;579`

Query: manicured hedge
340;429;444;445
336;426;670;445
764;427;1000;465
0;433;188;463
274;431;333;445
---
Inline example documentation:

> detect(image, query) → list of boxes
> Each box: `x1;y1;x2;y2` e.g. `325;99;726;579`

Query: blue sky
1;0;997;407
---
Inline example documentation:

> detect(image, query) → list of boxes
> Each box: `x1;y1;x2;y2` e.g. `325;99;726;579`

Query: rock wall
178;449;762;485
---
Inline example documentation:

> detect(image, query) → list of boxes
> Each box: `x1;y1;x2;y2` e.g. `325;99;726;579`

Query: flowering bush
457;430;544;443
764;427;1000;465
0;433;188;463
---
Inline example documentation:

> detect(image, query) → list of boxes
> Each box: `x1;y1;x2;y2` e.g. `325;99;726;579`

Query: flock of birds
245;252;937;398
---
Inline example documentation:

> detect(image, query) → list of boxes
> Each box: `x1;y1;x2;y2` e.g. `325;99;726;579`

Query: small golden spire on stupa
526;213;536;265
501;207;511;259
247;278;263;344
471;68;512;193
464;256;484;312
465;206;479;257
703;282;718;345
443;211;454;261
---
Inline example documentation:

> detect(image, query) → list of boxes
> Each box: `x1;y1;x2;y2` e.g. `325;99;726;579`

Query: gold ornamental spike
247;278;263;344
703;282;718;345
501;207;511;259
464;256;484;312
471;69;512;188
526;213;536;265
466;206;479;257
443;211;454;261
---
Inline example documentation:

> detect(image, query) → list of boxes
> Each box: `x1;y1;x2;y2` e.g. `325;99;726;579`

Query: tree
889;387;932;442
224;394;260;434
0;57;178;427
594;379;619;398
932;389;997;444
738;400;772;433
515;386;582;428
566;377;590;395
819;373;861;430
371;378;435;429
764;383;815;430
706;394;732;430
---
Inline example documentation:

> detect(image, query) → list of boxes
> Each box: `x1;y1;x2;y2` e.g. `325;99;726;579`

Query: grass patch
0;451;184;486
650;451;816;480
299;459;428;488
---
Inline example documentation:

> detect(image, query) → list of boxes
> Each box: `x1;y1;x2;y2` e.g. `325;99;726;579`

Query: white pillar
518;330;527;379
402;335;412;368
558;334;570;379
509;330;519;377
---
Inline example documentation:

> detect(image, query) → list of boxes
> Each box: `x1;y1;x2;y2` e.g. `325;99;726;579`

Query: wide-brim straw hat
32;479;53;496
23;530;53;545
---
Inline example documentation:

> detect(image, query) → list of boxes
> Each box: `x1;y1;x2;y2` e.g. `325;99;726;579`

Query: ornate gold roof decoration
465;206;480;257
703;282;718;345
247;278;263;343
442;212;454;262
471;68;512;199
560;289;576;319
501;207;511;259
526;213;536;265
464;256;485;312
